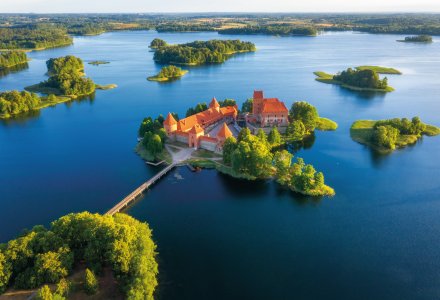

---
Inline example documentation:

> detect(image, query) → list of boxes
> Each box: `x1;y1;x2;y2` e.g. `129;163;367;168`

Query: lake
1;30;440;300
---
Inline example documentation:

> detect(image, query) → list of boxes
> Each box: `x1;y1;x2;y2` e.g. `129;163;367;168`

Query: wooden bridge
106;163;176;215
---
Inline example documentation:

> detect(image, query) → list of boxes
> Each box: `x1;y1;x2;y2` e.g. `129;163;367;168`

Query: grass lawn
355;66;402;74
316;117;338;131
135;143;172;164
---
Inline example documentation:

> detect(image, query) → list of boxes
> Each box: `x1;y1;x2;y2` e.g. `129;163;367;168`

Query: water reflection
0;63;29;78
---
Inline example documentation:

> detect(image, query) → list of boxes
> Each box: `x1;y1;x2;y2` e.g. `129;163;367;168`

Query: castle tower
252;90;264;115
209;97;220;112
163;113;177;135
188;124;204;148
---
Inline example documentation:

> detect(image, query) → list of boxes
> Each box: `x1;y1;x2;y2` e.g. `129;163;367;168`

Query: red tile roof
217;123;233;139
261;98;288;114
177;106;238;132
189;124;204;134
163;113;177;126
209;97;220;109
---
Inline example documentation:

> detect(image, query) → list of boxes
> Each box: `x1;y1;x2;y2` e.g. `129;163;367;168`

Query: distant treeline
219;25;317;36
155;24;217;32
153;39;256;65
0;26;72;50
0;51;27;69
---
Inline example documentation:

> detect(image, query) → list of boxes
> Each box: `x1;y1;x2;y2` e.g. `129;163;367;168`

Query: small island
151;39;256;65
88;60;110;66
0;212;158;299
350;117;440;152
398;35;433;43
314;68;394;92
147;65;188;82
0;51;29;69
26;55;96;98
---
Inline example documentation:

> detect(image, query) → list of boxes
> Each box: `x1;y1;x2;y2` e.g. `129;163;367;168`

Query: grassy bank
135;143;172;164
316;117;338;131
350;120;440;152
314;71;395;92
355;66;402;74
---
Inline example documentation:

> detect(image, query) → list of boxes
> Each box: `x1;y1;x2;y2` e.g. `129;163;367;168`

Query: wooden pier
106;163;176;215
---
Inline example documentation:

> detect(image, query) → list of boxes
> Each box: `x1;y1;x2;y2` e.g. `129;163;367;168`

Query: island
0;27;72;51
398;35;433;43
151;39;256;65
88;60;110;66
314;68;394;92
350;117;440;152
136;91;335;197
147;65;188;82
0;212;158;300
0;51;29;69
25;55;96;98
219;25;318;36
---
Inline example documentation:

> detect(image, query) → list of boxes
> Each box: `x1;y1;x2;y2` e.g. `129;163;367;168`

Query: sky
0;0;439;13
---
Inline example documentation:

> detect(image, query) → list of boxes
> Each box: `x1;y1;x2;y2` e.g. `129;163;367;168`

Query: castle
251;90;289;127
163;97;238;152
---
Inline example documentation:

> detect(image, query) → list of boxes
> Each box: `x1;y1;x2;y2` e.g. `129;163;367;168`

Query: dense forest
155;24;217;32
0;91;41;116
138;115;168;159
39;55;96;96
219;25;317;36
0;26;72;50
153;39;256;65
222;127;334;196
150;38;168;49
0;51;28;69
334;68;389;90
0;212;158;299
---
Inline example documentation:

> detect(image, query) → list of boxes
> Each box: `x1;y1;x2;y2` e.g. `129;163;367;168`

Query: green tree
256;129;268;145
273;150;293;184
268;127;282;145
84;268;98;295
222;137;237;165
56;278;71;298
290;102;319;132
150;38;167;49
286;120;307;141
34;248;73;284
241;98;253;113
373;125;400;149
314;172;325;189
146;134;163;156
36;285;53;300
0;252;11;294
237;127;251;142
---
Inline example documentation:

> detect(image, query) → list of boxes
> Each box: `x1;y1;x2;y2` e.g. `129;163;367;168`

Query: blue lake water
1;31;440;299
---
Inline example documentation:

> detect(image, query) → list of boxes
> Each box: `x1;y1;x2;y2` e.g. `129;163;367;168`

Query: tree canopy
0;212;158;299
153;39;256;65
0;51;28;69
334;68;389;90
0;26;72;50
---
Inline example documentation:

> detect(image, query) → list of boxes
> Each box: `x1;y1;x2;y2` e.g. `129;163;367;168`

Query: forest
37;56;96;96
153;39;256;65
219;25;317;36
0;26;72;50
0;212;158;299
333;68;389;90
0;91;41;116
0;51;28;69
222;127;334;196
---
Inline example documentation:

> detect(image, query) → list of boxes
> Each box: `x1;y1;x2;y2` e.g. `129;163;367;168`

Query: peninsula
151;39;256;65
0;27;72;51
147;65;188;82
314;67;394;92
351;117;440;152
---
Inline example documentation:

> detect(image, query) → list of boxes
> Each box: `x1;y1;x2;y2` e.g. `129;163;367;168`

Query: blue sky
0;0;439;13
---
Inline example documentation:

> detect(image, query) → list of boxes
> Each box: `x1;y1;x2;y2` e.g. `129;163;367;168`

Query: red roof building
252;90;289;127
